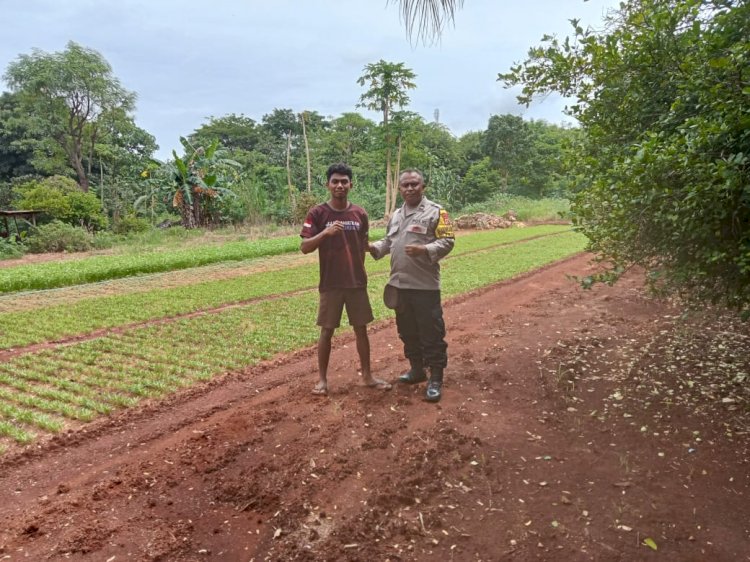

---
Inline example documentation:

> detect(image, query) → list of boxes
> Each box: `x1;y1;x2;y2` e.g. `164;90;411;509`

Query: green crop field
0;226;586;449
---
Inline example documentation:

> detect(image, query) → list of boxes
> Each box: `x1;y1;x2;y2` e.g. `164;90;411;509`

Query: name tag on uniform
407;224;427;234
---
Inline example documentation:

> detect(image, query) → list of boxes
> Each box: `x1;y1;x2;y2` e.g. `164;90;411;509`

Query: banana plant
149;137;241;228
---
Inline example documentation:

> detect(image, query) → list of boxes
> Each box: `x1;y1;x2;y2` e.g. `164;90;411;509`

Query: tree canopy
4;41;137;192
501;0;750;315
1;41;574;240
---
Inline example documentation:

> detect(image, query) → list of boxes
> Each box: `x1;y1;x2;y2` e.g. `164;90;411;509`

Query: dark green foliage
15;175;108;231
1;44;575;237
459;158;502;208
111;215;151;235
0;92;37;182
26;221;93;253
4;41;137;192
0;238;25;259
292;191;323;225
502;0;750;314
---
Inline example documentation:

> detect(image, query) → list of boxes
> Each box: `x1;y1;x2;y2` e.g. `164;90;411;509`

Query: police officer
369;169;455;402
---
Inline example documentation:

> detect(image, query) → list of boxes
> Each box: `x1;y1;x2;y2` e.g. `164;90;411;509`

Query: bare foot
311;381;328;396
364;377;392;391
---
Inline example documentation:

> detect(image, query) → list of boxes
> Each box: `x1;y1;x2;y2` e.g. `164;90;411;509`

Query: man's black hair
326;162;353;182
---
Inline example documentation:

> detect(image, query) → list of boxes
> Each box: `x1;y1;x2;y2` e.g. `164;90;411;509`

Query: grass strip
0;226;571;349
0;420;34;444
0;231;584;447
0;398;64;432
0;225;566;296
0;236;302;294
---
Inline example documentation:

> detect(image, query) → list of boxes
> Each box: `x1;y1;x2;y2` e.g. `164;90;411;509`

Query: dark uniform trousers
395;288;448;370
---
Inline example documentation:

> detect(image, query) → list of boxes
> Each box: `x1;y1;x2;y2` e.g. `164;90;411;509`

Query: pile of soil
0;253;747;561
454;211;520;230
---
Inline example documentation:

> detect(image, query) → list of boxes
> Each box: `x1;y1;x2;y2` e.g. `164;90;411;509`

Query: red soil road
0;253;747;561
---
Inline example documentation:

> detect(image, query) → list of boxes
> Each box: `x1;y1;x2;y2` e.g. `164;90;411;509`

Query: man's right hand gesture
325;221;344;236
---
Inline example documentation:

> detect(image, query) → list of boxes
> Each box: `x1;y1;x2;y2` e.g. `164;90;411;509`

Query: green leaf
643;537;658;550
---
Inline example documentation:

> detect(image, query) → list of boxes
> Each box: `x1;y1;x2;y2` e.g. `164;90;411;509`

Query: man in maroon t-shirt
301;163;392;396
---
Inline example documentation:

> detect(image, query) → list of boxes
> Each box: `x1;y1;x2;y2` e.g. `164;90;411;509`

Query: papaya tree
357;60;416;218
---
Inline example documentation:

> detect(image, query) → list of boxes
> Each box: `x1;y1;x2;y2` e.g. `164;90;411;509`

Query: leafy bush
502;0;750;314
292;191;322;225
67;190;108;231
26;220;93;253
14;175;108;232
111;215;151;235
91;231;120;250
458;158;502;208
0;238;25;259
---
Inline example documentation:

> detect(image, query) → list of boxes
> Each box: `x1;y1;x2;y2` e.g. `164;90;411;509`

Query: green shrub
26;221;93;253
91;231;120;250
0;238;25;259
292;192;321;225
67;190;108;231
111;215;151;235
15;176;108;232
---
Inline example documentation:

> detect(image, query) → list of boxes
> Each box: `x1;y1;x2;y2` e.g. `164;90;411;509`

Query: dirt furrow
0;252;746;561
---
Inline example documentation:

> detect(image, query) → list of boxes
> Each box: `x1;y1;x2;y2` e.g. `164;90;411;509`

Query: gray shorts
317;288;374;329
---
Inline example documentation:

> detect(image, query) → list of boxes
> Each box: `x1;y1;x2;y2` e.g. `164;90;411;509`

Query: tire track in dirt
0;253;600;560
1;251;746;560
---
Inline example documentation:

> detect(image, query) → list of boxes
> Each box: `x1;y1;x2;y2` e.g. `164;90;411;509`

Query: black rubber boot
398;359;427;384
425;367;444;402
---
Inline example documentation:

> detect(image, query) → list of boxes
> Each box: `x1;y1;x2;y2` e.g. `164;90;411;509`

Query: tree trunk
286;131;296;207
300;112;312;192
69;142;89;192
384;144;392;219
382;106;391;219
65;113;90;192
193;189;202;227
389;134;403;217
99;160;105;214
180;195;197;229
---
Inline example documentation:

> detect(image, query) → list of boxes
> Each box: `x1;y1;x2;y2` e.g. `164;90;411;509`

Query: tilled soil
0;253;747;561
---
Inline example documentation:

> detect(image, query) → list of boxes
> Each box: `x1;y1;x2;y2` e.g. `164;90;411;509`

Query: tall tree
259;108;300;167
322;113;378;164
4;41;136;192
482;114;532;191
357;60;417;217
190;114;260;153
92;107;157;219
501;0;750;314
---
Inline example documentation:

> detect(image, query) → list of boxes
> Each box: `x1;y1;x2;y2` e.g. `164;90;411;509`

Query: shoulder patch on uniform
435;209;455;239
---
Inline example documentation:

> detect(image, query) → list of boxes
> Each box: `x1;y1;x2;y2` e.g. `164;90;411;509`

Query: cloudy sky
1;0;617;158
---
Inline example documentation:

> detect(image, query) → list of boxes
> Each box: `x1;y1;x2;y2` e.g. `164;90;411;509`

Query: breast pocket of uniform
406;223;429;240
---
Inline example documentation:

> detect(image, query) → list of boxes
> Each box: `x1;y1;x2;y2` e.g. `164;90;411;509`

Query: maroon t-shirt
300;202;369;291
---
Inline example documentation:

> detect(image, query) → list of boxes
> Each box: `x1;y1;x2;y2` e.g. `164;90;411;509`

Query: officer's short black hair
399;168;425;183
326;163;353;182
